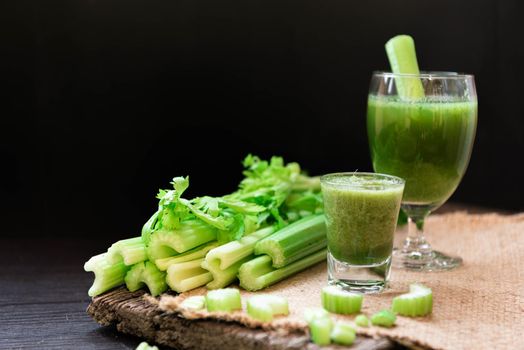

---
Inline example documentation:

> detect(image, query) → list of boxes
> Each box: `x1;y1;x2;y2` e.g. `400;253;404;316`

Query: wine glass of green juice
367;35;478;271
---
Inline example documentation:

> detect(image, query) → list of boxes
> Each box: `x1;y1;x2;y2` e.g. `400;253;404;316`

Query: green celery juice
321;174;404;265
367;96;477;207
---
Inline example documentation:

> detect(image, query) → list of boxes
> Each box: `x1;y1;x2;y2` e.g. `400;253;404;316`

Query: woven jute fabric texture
159;212;524;350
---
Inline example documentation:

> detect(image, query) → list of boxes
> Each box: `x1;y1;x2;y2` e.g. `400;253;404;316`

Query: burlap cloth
159;212;524;350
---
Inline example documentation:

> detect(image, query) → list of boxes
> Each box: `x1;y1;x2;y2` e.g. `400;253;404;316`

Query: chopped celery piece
355;314;370;327
136;341;159;350
247;295;289;322
155;241;219;271
124;261;167;296
259;295;289;315
147;220;217;260
84;253;129;297
238;248;327;291
309;317;333;346
392;283;433;317
201;255;252;290
206;288;242;312
166;258;212;293
371;310;396;328
206;226;276;270
180;295;206;311
385;34;425;100
247;301;272;322
107;237;147;266
321;285;363;315
303;307;330;324
331;322;356;346
254;215;326;268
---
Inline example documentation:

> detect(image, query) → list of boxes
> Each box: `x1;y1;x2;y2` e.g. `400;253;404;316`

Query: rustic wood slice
87;287;401;350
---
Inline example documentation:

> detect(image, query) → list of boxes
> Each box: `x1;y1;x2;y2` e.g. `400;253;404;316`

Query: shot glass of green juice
320;172;404;293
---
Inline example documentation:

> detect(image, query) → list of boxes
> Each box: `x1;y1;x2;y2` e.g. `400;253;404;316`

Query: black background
2;0;523;239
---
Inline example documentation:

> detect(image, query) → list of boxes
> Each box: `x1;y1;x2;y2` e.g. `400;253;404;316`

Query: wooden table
0;204;497;350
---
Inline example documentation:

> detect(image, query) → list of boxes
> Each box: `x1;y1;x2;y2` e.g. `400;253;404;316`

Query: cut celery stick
254;215;326;268
136;341;159;350
371;310;396;328
84;253;129;297
201;255;252;290
355;314;370;327
201;226;276;289
124;262;143;291
124;261;167;296
206;226;276;270
206;288;242;312
331;322;356;346
107;237;147;266
309;317;333;346
385;34;425;100
155;241;219;271
166;258;212;293
303;307;330;324
238;248;327;291
392;283;433;317
247;295;289;322
180;295;206;311
321;285;363;315
147;220;217;260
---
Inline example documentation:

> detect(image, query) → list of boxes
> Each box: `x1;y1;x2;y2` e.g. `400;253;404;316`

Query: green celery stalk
254;215;326;268
205;226;276;270
238;248;327;291
84;253;130;297
200;226;276;289
201;255;253;289
155;241;219;271
147;220;217;260
385;34;425;100
291;174;320;191
107;237;147;266
201;227;275;289
141;209;160;245
124;261;167;296
166;258;213;293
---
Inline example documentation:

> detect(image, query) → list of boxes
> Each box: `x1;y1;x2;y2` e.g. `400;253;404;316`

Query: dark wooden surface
0;203;502;350
0;237;148;349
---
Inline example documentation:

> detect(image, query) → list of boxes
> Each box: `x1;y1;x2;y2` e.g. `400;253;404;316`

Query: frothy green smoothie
321;173;404;265
367;96;477;206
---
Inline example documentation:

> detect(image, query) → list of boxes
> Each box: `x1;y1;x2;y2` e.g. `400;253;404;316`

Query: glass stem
402;210;433;261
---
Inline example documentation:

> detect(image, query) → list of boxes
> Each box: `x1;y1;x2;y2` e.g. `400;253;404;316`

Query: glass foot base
327;252;391;294
392;249;462;271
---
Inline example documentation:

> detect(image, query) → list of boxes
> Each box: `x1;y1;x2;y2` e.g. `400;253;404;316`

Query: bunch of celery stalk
84;155;327;297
